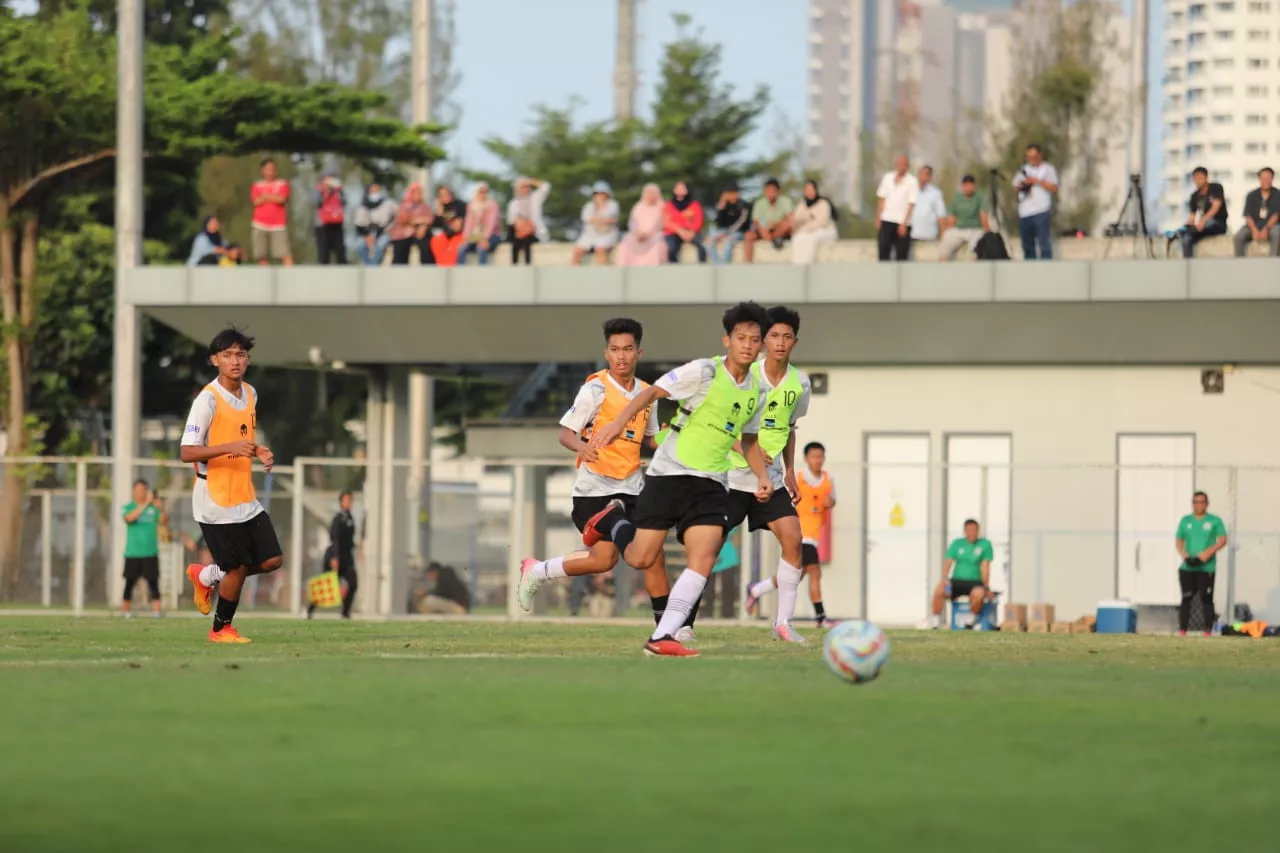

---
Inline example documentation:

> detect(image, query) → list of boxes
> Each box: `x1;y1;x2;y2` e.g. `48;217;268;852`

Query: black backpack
974;232;1010;260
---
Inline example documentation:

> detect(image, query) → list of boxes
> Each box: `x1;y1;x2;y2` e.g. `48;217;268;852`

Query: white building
1159;0;1280;230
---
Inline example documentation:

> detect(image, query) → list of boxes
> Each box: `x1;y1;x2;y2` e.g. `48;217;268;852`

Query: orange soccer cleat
643;636;700;658
208;625;251;644
582;498;625;547
186;564;213;615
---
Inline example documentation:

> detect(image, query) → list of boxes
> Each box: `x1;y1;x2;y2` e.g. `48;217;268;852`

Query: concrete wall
792;365;1280;624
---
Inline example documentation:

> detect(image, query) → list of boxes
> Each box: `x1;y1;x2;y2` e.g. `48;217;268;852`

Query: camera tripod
1103;173;1154;259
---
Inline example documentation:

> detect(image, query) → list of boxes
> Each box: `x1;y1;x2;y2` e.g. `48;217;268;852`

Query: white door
945;436;1012;599
865;435;930;625
1117;435;1195;605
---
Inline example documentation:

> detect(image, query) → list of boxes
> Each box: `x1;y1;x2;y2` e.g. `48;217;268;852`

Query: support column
411;0;434;193
377;373;397;616
529;466;549;614
406;369;432;578
363;373;385;616
506;464;529;619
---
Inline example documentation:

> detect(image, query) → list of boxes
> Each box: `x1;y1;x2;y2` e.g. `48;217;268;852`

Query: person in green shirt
121;478;164;616
937;175;991;261
925;519;993;629
1175;490;1228;635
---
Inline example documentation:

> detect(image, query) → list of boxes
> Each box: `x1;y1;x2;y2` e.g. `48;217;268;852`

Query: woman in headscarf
615;184;668;267
390;182;435;265
459;182;502;265
187;216;227;266
663;181;707;263
790;179;839;265
353;182;399;266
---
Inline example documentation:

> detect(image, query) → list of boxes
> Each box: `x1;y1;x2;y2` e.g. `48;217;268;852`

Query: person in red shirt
663;181;706;263
250;158;293;266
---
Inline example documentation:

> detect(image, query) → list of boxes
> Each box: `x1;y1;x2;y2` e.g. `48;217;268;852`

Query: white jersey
559;373;659;498
181;381;266;525
727;365;811;494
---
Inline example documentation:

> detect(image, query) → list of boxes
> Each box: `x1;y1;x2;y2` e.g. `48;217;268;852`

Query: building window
1245;142;1268;153
1168;37;1183;51
1212;114;1234;125
1187;88;1206;104
1166;67;1184;82
1214;57;1236;68
1248;29;1271;40
1247;114;1269;125
1189;32;1207;46
1189;3;1207;18
1247;57;1270;68
1247;84;1269;96
1247;0;1270;10
1188;60;1207;76
1214;0;1235;9
1211;85;1234;96
1186;144;1206;157
1211;142;1233;153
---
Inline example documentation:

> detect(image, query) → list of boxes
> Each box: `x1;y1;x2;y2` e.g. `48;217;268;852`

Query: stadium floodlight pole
110;0;145;609
411;0;433;193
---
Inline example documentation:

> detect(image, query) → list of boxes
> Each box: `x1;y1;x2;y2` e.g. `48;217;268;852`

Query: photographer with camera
1012;144;1058;260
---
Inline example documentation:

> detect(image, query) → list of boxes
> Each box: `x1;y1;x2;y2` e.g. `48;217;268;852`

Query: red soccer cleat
186;564;213;615
582;498;625;547
643;636;700;657
208;625;251;644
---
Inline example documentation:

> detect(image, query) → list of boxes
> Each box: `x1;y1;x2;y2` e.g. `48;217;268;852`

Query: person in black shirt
324;491;359;618
1179;167;1228;258
708;181;750;264
416;562;471;615
1233;167;1280;257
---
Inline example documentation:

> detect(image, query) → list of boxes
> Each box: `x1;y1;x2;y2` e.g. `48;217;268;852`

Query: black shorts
801;543;821;567
948;578;985;600
123;556;160;585
570;494;638;533
632;475;729;544
199;512;283;574
726;487;798;533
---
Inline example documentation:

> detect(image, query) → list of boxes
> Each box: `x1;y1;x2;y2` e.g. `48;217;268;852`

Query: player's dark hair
803;441;824;454
133;478;149;488
603;317;643;345
1026;143;1042;154
1192;166;1208;178
964;518;979;528
764;177;780;189
722;301;770;335
767;305;800;336
1193;491;1209;501
339;490;353;501
208;326;255;355
1260;167;1275;178
260;157;275;168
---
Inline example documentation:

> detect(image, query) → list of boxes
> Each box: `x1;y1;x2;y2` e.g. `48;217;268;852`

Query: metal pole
289;461;306;615
1225;466;1238;623
507;465;528;620
72;461;87;616
111;0;145;611
1127;0;1150;186
407;371;431;567
40;492;52;607
411;0;434;192
1035;531;1044;604
377;383;397;617
613;0;638;121
978;465;989;530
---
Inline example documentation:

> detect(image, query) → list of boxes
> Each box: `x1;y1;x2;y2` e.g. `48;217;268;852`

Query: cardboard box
1004;603;1028;628
1050;621;1074;634
999;619;1025;633
1026;620;1051;633
1030;603;1056;624
1074;615;1097;633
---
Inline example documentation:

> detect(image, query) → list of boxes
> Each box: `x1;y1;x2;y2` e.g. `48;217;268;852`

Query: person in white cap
572;180;620;265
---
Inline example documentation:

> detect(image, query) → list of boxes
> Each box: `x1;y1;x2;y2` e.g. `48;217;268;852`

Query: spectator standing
507;176;550;266
1175;491;1228;636
571;181;620;265
430;215;465;266
314;172;348;265
908;165;947;257
875;154;918;261
250;158;293;266
708;181;749;264
790;179;839;264
390;183;435;265
937;174;991;261
1233;167;1280;257
458;182;503;265
744;178;794;262
353;182;398;266
187;216;228;266
663;181;707;263
1013;144;1059;260
615;183;668;266
433;185;467;231
121;479;163;617
1179;167;1228;258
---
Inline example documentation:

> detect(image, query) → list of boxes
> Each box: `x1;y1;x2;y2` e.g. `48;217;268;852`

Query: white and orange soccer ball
822;620;890;684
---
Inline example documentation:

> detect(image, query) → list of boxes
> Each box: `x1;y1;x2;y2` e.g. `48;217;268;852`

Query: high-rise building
1159;0;1280;230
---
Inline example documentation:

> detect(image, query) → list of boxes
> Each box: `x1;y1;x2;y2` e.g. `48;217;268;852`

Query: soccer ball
822;620;890;684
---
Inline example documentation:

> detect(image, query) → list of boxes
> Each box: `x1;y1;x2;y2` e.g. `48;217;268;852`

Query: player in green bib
682;306;813;645
516;302;773;657
121;478;165;616
924;519;993;629
1175;490;1228;635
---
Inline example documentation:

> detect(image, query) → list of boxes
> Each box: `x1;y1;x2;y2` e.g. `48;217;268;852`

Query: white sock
773;559;803;628
198;564;224;586
530;556;567;583
749;578;775;599
651;570;708;641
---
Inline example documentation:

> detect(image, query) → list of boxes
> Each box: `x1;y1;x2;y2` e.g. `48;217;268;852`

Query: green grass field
1;617;1277;853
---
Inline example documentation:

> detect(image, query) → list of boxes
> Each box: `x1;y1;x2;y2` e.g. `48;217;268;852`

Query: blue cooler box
950;596;998;630
1096;599;1137;634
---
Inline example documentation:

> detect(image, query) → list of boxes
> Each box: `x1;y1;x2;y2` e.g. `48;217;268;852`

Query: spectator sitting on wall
430;214;466;266
908;165;947;256
1233;167;1280;257
188;216;229;266
315;172;348;265
791;179;839;264
413;562;471;615
434;185;467;231
615;183;667;266
937;174;991;261
1179;167;1228;258
1013;143;1059;260
459;182;503;266
353;182;398;266
744;177;794;261
664;181;707;263
507;176;551;266
708;181;749;264
572;180;620;265
250;157;293;266
390;183;435;265
876;154;918;262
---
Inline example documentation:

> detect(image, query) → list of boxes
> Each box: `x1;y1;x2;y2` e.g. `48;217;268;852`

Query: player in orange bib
746;440;838;628
179;328;285;644
516;318;671;622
